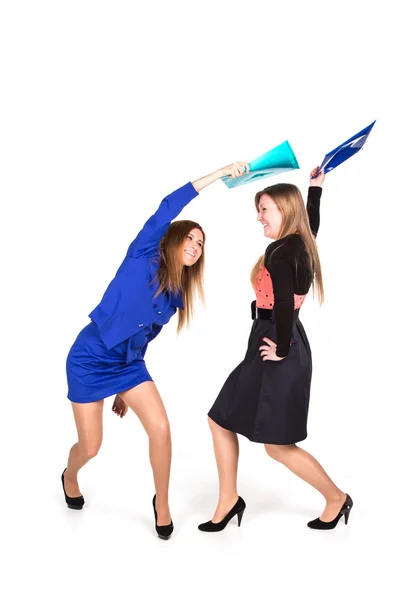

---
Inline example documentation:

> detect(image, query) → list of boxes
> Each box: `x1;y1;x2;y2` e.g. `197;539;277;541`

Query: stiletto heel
237;509;245;527
61;469;85;510
152;495;174;541
307;494;353;530
198;497;246;532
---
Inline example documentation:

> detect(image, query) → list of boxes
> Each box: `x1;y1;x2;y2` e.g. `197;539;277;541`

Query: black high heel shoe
61;469;85;510
152;495;174;540
307;494;353;530
198;496;246;532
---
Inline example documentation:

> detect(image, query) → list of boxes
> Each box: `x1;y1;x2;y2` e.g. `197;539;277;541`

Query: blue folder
315;120;376;176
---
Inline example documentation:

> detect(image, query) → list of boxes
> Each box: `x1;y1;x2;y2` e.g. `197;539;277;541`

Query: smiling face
257;193;283;240
181;228;204;266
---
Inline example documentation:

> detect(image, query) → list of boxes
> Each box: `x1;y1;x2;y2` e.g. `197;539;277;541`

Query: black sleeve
266;243;294;358
306;186;322;237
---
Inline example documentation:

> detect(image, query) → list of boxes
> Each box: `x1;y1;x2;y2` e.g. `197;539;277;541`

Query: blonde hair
250;183;324;304
153;220;206;333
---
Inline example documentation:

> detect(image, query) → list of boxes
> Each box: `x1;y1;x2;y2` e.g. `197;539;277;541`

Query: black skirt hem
208;412;308;446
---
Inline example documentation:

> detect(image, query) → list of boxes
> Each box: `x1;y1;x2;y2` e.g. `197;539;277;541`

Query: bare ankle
65;468;78;482
218;492;239;505
326;490;345;504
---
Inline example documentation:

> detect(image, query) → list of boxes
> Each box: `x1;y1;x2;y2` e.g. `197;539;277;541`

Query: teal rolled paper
222;141;300;189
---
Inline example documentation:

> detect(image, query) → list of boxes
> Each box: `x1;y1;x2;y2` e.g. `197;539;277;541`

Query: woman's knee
72;400;104;460
149;419;171;442
264;443;294;461
80;438;102;460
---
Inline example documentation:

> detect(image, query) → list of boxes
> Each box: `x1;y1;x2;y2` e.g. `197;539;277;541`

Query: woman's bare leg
264;444;347;521
208;417;240;523
64;400;104;497
119;381;172;526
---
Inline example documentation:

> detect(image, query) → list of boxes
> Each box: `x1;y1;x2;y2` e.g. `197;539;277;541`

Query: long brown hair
153;220;206;333
250;183;324;303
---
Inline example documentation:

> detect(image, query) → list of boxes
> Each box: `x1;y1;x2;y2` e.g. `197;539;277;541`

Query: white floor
5;406;398;600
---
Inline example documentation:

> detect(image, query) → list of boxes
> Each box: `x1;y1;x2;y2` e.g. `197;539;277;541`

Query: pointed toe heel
61;469;85;510
307;494;353;530
198;497;246;533
152;495;174;540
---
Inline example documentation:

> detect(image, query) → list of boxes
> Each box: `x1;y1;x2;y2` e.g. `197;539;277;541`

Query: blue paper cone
222;141;300;189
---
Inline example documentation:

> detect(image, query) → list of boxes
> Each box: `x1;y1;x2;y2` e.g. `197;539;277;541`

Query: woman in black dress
199;167;353;532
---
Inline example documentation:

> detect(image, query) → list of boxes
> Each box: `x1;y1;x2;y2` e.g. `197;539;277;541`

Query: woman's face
257;194;282;240
181;228;204;266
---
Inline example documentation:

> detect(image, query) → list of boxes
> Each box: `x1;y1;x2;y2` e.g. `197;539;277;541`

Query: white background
1;1;399;599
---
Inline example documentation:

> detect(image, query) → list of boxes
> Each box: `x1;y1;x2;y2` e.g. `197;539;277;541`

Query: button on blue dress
66;301;177;403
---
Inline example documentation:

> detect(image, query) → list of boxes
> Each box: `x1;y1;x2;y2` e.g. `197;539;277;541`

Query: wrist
215;168;226;179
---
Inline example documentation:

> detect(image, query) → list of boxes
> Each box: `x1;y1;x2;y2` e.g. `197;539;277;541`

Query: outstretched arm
128;162;249;258
192;162;249;192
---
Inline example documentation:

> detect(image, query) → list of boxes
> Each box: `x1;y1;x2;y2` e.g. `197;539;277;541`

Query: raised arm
128;162;250;258
307;166;325;237
192;162;249;192
127;182;198;258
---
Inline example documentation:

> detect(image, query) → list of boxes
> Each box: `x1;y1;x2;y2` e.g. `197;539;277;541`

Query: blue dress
65;182;200;404
67;301;177;403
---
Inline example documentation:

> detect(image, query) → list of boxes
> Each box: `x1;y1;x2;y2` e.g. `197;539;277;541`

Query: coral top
250;185;323;356
253;265;307;311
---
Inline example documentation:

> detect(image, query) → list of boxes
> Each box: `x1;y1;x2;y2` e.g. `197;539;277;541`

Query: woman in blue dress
62;161;250;539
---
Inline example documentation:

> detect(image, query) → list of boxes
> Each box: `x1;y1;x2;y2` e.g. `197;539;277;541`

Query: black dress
208;187;322;445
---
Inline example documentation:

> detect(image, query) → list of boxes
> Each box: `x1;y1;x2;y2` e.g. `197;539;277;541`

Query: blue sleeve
127;182;199;258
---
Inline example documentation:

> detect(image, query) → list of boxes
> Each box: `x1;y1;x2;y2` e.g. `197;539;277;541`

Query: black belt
251;300;299;321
